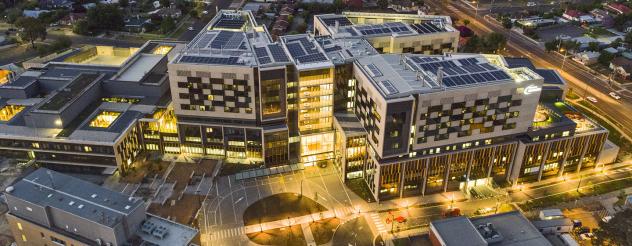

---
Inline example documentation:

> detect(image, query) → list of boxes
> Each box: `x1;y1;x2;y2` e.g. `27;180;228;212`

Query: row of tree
461;32;508;54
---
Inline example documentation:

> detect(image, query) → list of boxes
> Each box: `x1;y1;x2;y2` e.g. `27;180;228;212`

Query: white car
526;2;536;7
586;96;598;103
609;92;621;100
602;215;613;223
187;26;195;31
202;10;209;15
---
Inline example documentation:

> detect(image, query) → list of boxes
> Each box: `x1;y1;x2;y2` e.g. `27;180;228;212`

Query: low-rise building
610;56;632;79
573;51;600;65
430;211;552;246
606;2;632;15
5;168;198;246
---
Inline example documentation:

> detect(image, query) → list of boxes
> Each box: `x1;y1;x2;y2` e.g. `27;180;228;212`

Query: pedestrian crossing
369;213;388;233
209;226;246;240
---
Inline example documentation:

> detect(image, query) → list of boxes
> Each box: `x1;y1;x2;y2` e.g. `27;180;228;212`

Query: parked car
586;96;598;103
572;219;582;228
609;92;621;100
526;2;536;6
602;215;613;223
188;26;195;31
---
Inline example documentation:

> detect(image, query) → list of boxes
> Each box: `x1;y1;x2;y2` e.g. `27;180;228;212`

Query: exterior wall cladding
161;11;611;202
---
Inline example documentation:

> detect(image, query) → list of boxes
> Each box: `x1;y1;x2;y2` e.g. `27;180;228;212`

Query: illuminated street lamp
559;48;568;70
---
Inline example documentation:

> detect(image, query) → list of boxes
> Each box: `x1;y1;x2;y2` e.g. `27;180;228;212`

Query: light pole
560;48;568;70
576;174;583;193
300;179;304;198
474;1;480;17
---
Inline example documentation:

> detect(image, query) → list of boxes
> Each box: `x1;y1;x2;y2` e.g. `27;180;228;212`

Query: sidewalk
510;161;632;192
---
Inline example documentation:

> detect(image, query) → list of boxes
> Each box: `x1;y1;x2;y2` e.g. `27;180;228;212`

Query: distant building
563;10;584;22
610;56;632;79
532;218;574;235
516;17;556;28
5;168;198;246
573;51;600;65
591;9;614;27
429;211;553;246
606;2;632;15
22;9;50;18
389;0;419;13
539;209;564;220
148;7;183;19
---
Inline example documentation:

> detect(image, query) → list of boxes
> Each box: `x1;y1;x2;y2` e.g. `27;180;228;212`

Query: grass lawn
520;177;632;211
309;218;340;245
243;193;327;226
347;178;376;203
246;225;306;246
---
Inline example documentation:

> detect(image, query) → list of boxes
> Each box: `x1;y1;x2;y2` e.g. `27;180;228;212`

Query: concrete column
506;142;519;184
443;155;452;192
576;136;591;173
486;147;497;179
422;159;429;197
537;142;552;181
399;162;406;199
558;140;571;177
464;150;476;192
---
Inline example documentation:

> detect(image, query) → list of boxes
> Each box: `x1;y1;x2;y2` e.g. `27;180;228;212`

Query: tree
598;51;615;66
544;40;557;52
463;19;470;26
625;31;632;47
119;0;129;7
15;17;46;49
587;42;599;52
73;19;90;35
159;0;170;8
611;38;623;48
6;8;21;23
502;18;513;30
594;209;632;245
377;0;388;9
86;4;124;32
160;16;176;34
462;35;482;53
483;32;507;53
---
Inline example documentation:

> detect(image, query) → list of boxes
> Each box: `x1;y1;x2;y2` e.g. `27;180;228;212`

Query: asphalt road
428;0;632;140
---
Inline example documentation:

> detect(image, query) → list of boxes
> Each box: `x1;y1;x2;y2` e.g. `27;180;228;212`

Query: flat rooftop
470;211;553;246
136;214;198;246
7;168;144;228
431;216;487;246
36;73;102;112
355;54;521;99
280;34;333;69
316;13;458;39
315;36;378;65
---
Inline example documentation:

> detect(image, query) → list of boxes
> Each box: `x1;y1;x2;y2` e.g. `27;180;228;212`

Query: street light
576;174;583;193
560;48;568;70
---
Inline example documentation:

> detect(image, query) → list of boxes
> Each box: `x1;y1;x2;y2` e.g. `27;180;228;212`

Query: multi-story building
5;168;198;246
0;9;616;201
314;12;460;55
0;42;184;174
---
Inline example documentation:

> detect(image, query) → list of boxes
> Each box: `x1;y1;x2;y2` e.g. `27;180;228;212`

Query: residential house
573;51;600;65
39;0;72;9
124;16;150;33
591;9;614;27
389;0;419;13
343;0;362;8
148;7;182;19
59;12;85;26
563;10;584;22
610;57;632;79
517;17;557;28
22;9;50;18
606;2;632;15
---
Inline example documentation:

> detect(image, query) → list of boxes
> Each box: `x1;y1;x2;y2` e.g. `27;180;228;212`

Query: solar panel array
354;23;412;36
410;23;445;34
268;44;290;62
180;56;241;65
322;16;353;26
284;37;329;64
253;44;291;65
379;80;399;95
365;64;382;77
209;31;244;49
408;56;513;88
213;15;246;29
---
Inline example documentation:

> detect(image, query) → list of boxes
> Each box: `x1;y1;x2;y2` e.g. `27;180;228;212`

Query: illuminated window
84;146;92;152
89;111;121;128
32;143;40;149
0;105;25;121
21;235;26;242
562;131;570;137
17;222;22;230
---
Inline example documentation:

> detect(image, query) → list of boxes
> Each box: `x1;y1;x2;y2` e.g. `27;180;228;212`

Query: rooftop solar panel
379;80;399;95
258;56;272;64
180;56;241;65
296;53;327;63
268;44;289;62
254;47;269;58
322;16;352;27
